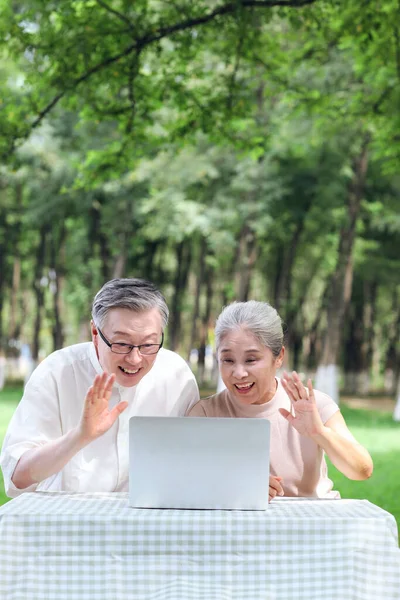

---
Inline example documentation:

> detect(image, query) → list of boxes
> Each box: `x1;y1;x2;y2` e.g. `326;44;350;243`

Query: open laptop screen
129;416;270;510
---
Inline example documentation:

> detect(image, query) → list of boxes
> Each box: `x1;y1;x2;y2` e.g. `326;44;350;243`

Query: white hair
215;300;283;357
92;278;169;329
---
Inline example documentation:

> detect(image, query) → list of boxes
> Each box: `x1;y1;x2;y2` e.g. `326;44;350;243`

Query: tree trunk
113;229;131;279
51;265;64;351
284;256;325;371
274;220;306;312
169;240;192;352
303;282;330;372
0;201;15;386
0;215;5;387
143;240;159;281
198;261;214;386
393;376;400;422
235;224;258;301
384;289;400;395
9;259;21;341
290;331;303;373
221;232;242;307
316;138;370;402
272;243;284;310
151;241;169;288
357;280;377;394
187;238;206;362
0;241;6;353
51;267;65;351
32;226;48;361
343;299;364;395
113;250;127;279
343;276;374;394
49;226;66;352
8;182;24;343
88;196;111;281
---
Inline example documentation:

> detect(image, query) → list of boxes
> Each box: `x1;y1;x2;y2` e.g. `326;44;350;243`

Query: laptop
129;416;270;510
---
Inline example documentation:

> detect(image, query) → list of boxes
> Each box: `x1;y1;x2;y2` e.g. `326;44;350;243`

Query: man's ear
91;320;101;358
90;320;98;340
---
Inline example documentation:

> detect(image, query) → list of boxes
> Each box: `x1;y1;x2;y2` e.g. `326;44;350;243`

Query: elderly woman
187;301;373;501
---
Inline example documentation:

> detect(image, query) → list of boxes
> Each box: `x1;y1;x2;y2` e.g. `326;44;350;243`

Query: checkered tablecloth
0;493;399;600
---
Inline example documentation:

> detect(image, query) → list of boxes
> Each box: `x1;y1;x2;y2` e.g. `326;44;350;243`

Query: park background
0;2;399;528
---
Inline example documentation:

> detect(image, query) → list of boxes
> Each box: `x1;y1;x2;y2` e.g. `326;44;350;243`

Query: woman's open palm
279;372;324;438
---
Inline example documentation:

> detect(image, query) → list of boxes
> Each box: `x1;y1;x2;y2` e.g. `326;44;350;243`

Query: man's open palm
79;372;128;442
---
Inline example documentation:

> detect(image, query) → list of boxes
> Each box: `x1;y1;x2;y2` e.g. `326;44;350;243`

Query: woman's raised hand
279;371;324;438
78;372;128;443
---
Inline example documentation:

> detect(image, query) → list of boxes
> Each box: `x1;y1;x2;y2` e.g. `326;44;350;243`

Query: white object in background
0;356;5;391
19;343;35;387
393;379;400;422
315;364;339;405
216;372;226;393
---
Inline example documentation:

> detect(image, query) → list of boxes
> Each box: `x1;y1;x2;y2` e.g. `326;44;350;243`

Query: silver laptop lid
129;417;270;510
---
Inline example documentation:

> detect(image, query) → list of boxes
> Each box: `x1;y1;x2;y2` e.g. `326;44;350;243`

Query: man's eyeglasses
96;327;164;356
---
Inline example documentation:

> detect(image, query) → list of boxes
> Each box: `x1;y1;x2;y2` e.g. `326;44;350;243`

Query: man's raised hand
78;373;128;443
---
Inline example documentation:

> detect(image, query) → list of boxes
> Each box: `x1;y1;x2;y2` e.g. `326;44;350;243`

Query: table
0;493;399;600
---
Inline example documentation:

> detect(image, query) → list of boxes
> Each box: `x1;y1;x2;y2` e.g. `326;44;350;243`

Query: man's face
91;307;163;387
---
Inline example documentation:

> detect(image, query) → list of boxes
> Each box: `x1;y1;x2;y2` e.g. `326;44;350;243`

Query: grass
0;387;22;506
0;387;399;533
325;404;400;530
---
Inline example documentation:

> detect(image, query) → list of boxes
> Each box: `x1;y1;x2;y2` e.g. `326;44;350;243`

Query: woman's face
218;327;284;405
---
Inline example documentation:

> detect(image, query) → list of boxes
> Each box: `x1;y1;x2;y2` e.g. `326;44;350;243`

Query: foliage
0;0;399;387
1;1;399;176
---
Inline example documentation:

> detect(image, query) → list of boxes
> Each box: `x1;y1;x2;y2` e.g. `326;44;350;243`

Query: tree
0;0;321;171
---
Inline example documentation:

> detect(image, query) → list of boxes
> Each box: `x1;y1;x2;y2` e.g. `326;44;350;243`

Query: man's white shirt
0;343;199;497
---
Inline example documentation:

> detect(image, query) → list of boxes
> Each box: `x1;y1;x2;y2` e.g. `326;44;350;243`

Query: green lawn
0;387;399;533
0;387;21;505
325;404;400;530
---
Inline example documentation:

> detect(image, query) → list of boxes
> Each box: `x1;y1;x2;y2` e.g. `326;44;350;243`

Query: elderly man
0;278;199;496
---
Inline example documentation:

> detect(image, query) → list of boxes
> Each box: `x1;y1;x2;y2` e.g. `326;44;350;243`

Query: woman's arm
280;371;373;481
311;411;373;480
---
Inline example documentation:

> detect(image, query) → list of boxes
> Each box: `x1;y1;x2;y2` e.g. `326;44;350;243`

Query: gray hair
92;278;169;329
215;300;283;357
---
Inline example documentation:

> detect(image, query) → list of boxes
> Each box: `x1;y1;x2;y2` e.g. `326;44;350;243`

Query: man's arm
11;372;127;490
12;427;88;489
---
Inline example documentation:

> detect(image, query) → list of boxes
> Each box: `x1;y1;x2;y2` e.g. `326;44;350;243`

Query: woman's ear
276;347;285;369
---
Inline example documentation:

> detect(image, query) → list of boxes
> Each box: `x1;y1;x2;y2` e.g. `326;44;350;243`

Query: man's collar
88;342;138;395
89;342;103;376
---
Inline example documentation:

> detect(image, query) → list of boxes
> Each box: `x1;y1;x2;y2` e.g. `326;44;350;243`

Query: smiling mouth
119;367;140;375
234;383;254;391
